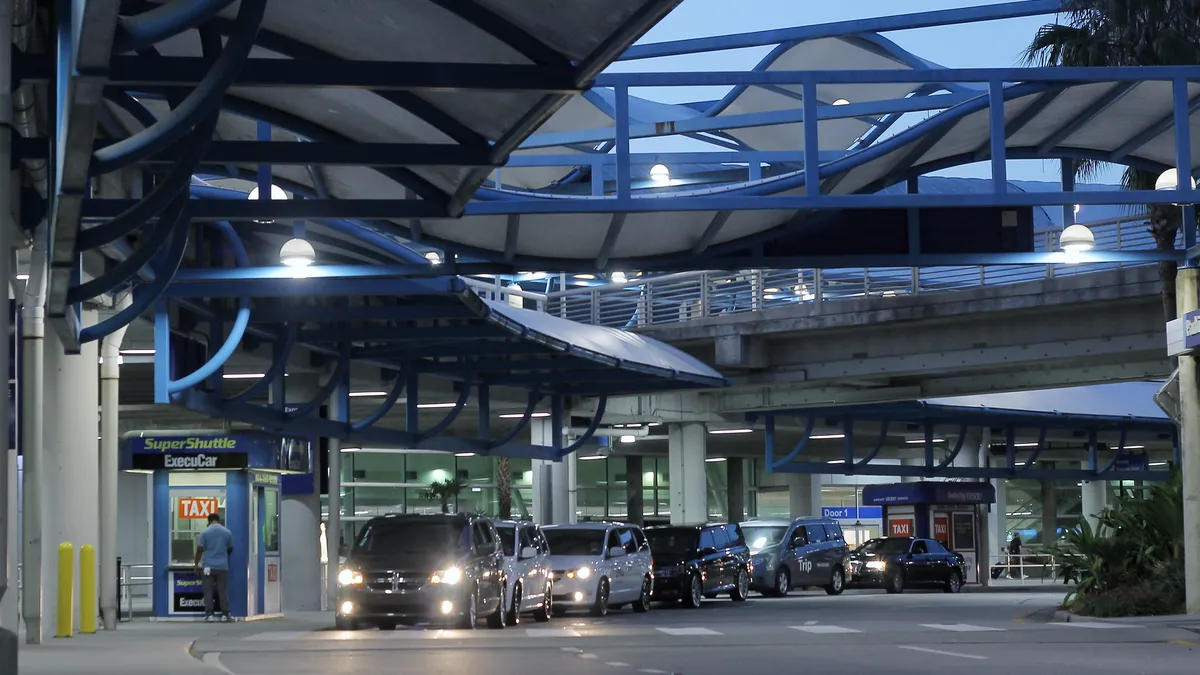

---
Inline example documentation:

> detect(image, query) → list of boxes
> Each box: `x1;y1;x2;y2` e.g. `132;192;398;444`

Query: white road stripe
920;623;1005;632
898;646;989;661
789;624;862;634
804;620;818;625
201;653;237;675
579;653;599;660
605;662;630;667
1056;621;1143;629
526;627;581;637
640;670;668;674
656;627;722;636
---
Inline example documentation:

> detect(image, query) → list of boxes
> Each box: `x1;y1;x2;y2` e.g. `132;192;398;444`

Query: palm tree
1024;0;1200;322
424;477;467;514
496;456;513;519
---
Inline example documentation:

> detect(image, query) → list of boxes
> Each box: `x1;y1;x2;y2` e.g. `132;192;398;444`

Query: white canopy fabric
926;382;1169;421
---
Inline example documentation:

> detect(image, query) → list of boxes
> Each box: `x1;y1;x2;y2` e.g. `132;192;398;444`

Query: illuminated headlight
340;601;354;615
337;569;363;586
573;591;584;601
431;566;463;585
440;601;454;615
865;561;887;570
566;566;592;580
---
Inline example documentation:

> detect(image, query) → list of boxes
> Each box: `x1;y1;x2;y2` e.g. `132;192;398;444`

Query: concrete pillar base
668;423;706;524
786;474;820;518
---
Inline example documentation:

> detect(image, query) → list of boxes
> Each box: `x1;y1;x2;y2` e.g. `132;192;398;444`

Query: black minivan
335;514;509;630
646;523;753;607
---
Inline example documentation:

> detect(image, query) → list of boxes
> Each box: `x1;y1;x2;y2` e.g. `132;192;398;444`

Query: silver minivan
493;520;554;624
543;523;653;617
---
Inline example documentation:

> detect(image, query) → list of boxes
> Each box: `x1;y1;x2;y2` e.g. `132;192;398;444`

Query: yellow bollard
80;545;96;634
56;542;74;638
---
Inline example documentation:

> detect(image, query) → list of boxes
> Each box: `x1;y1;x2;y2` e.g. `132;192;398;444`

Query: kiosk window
263;490;280;554
170;494;226;566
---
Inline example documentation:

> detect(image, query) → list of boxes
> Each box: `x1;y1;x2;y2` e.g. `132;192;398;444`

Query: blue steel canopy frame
751;402;1178;483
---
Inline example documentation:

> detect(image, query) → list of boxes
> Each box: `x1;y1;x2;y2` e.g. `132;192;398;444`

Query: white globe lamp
649;163;670;185
1059;223;1095;264
1156;168;1197;205
280;237;316;270
247;183;288;223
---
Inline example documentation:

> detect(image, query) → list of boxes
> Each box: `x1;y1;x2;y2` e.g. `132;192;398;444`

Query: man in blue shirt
194;513;234;622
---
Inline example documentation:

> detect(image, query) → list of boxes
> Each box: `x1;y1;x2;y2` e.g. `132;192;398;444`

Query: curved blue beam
352;372;406;431
167;221;252;394
1098;428;1131;475
854;421;889;468
416;378;474;442
104;89;158;128
1015;427;1050;475
488;392;543;449
93;0;267;174
286;347;352;420
225;323;299;406
934;424;970;471
78;209;192;343
559;396;608;458
773;415;816;470
80;107;219;249
114;0;239;54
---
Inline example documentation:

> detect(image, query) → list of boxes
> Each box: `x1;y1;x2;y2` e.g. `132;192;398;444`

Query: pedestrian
1005;533;1027;579
194;512;234;622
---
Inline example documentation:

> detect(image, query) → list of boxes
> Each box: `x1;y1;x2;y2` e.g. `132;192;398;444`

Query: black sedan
645;523;753;607
846;537;965;594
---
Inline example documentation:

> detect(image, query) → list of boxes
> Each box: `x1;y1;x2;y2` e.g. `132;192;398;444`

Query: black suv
645;523;753;607
335;514;508;630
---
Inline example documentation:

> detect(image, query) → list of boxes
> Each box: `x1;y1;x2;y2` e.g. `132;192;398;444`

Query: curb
1052;610;1074;623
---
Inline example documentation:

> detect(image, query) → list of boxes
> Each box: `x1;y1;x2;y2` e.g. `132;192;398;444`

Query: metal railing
13;560;153;624
522;214;1158;330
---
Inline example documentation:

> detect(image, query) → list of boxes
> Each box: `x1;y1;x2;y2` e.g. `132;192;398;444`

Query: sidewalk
16;615;329;675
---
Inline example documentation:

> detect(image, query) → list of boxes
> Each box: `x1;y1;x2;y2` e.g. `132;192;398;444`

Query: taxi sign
178;497;220;519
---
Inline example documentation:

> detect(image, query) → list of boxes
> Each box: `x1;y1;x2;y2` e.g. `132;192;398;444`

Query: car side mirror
519;546;537;560
907;552;915;559
607;546;626;558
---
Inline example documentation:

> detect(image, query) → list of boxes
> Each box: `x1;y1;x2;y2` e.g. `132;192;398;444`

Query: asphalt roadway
188;590;1200;675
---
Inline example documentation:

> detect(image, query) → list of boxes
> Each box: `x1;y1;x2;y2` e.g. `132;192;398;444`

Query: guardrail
481;213;1157;330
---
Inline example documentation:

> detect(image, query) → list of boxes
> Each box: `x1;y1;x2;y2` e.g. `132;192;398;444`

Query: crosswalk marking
790;624;862;634
1056;621;1142;629
656;627;722;636
899;646;988;661
526;628;581;638
920;623;1005;632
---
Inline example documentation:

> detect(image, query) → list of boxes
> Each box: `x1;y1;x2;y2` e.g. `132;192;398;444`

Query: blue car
739;517;849;597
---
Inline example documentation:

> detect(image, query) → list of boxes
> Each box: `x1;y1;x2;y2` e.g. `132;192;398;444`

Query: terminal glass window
263;489;280;554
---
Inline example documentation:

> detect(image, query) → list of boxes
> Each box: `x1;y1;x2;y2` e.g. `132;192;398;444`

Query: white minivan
493;520;554;624
543;523;653;617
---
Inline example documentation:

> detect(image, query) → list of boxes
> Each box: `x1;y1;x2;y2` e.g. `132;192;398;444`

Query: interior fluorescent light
455;453;475;457
1150;461;1167;467
499;412;551;419
579;455;606;461
1124;445;1145;450
223;372;265;379
619;435;636;444
709;428;753;435
120;349;156;355
341;447;362;453
705;457;726;463
810;433;845;440
827;459;846;464
906;438;944;444
349;391;388;398
1013;442;1039;448
418;402;458;409
15;273;29;280
648;422;661;427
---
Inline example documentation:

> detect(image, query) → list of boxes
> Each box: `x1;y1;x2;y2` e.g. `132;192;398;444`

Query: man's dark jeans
203;569;230;617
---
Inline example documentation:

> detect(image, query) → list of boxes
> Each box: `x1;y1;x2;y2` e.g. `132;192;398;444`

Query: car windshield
741;526;788;552
495;526;516;556
867;538;913;556
544;529;606;556
354;520;469;555
646;528;699;556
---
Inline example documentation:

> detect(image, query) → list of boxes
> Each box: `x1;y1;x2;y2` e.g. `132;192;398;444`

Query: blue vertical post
906;176;921;253
802;79;820;197
256;121;271;197
550;395;564;455
325;366;349;608
1061;159;1075;226
405;371;420;435
614;85;631;202
477;384;490;441
1174;78;1197;255
764;415;776;473
923;421;935;473
154;300;171;403
988;79;1007;192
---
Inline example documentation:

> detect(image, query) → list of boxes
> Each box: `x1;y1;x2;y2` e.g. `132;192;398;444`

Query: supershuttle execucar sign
129;435;249;472
143;437;239;452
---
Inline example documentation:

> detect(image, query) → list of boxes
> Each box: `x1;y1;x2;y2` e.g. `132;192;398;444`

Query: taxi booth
121;432;311;620
861;481;995;585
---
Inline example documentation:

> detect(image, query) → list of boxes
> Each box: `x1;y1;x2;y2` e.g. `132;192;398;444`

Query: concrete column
625;455;644;527
99;297;130;630
530;420;575;524
2;450;15;631
43;311;100;634
727;458;745;523
325;380;348;610
1179;265;1200;614
274;374;323;613
1080;463;1108;532
900;457;923;483
1040;467;1059;546
988;477;1007;568
20;255;45;644
786;473;820;517
668;423;706;524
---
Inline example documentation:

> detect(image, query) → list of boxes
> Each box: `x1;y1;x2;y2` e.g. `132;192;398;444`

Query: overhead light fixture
348;391;388;398
610;271;628;284
247;183;288;223
575;274;596;280
705;457;726;463
1059;224;1095;262
418;402;458;409
1155;168;1197;201
341;447;362;453
827;459;846;464
1124;445;1145;450
832;98;851;106
906;438;944;444
810;433;845;440
764;287;781;294
15;273;28;280
223;372;265;380
709;428;753;435
280;237;316;273
1150;461;1167;467
499;412;550;419
455;453;475;457
424;251;443;265
579;455;606;461
120;349;155;356
619;435;636;444
1013;442;1039;448
648;422;661;427
649;163;670;184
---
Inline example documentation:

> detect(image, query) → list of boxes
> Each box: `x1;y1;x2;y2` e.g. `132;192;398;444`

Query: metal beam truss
752;403;1179;482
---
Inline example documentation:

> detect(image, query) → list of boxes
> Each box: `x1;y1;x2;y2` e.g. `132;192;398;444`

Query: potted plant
423;477;467;514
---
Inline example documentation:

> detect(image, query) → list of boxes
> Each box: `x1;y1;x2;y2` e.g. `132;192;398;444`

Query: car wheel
632;576;652;613
589;578;610;617
944;570;962;594
773;567;791;597
458;590;478;629
825;567;845;596
506;583;522;626
684;574;704;609
731;568;750;602
487;585;508;629
885;571;905;595
334;616;358;631
533;583;552;623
